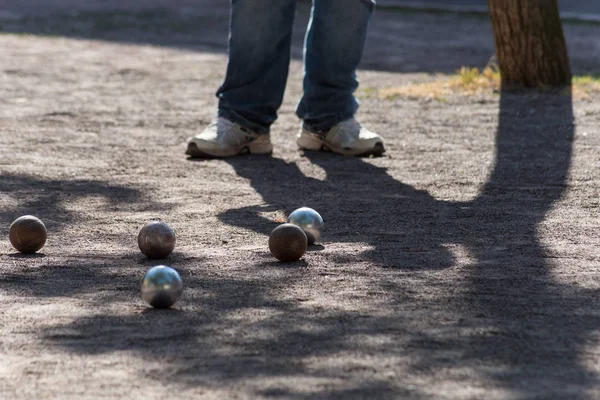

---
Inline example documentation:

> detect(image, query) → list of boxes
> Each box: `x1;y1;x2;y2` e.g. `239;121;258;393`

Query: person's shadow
219;90;599;396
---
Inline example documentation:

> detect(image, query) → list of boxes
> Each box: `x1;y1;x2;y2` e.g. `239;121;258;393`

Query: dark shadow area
7;252;46;258
38;272;417;398
134;250;190;266
2;1;599;76
307;244;325;251
1;1;599;77
141;307;185;315
0;1;496;74
259;259;309;269
219;154;456;270
0;259;141;299
214;90;596;396
0;253;208;301
257;381;403;400
0;172;162;233
433;91;598;396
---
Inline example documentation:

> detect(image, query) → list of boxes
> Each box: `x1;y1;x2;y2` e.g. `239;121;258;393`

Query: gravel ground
0;2;599;399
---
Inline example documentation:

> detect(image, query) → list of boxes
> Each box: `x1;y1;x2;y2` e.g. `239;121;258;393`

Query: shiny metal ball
287;207;324;245
138;221;176;259
9;215;47;254
141;265;183;308
269;223;307;262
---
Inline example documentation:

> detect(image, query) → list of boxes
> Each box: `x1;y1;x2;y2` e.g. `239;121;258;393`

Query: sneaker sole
186;140;273;159
297;133;386;157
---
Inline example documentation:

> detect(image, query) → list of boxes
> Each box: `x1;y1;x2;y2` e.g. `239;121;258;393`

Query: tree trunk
487;0;571;88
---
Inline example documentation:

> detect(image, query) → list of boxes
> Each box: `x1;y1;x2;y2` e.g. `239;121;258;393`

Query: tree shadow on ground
35;266;420;398
25;91;600;398
424;92;595;395
0;172;158;230
215;90;597;396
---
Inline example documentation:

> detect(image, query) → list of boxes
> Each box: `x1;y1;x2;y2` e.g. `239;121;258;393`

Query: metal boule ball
9;215;47;254
141;265;183;308
138;221;176;259
269;223;307;262
287;207;324;245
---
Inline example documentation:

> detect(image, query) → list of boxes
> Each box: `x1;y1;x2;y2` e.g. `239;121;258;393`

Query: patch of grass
379;67;600;101
573;75;600;85
569;75;600;99
379;66;500;101
356;87;378;99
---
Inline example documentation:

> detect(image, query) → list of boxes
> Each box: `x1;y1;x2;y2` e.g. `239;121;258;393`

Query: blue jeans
217;0;375;134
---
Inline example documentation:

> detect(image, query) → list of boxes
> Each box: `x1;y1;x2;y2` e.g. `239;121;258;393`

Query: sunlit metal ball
269;223;307;262
9;215;47;254
138;221;176;259
141;265;183;308
287;207;324;245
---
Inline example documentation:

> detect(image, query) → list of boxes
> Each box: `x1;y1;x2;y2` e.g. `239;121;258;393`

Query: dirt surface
1;2;599;399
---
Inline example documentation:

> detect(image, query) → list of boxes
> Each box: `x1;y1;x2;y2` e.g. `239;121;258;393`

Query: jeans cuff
302;112;355;134
218;108;271;135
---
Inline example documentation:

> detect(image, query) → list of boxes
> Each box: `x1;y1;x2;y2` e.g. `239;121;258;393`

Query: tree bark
487;0;571;88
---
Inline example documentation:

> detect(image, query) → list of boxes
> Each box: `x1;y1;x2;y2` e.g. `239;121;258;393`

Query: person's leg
295;0;383;156
297;0;374;132
217;0;297;134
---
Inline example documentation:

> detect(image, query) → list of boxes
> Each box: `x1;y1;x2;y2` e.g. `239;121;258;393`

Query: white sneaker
186;117;273;158
296;118;385;156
